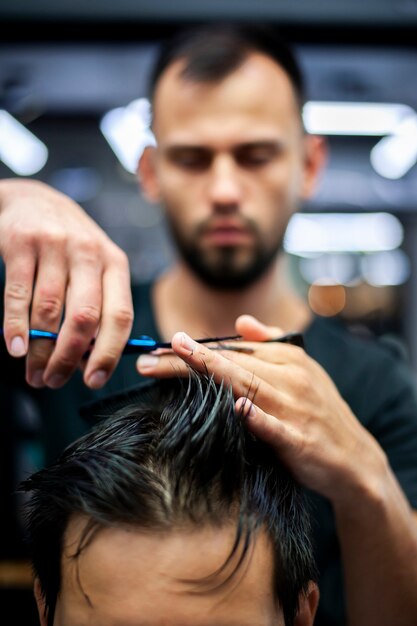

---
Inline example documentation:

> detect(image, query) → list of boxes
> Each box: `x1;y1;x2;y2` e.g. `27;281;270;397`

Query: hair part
20;372;316;626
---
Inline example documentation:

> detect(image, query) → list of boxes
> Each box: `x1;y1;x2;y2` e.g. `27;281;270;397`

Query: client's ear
294;582;320;626
34;577;49;626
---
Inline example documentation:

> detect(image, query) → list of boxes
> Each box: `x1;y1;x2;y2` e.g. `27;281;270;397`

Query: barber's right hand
0;179;133;389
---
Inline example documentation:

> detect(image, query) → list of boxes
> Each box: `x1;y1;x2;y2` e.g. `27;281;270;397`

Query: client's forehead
151;52;302;144
55;516;282;626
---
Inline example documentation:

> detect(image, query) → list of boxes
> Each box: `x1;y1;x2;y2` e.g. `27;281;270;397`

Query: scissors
1;328;304;354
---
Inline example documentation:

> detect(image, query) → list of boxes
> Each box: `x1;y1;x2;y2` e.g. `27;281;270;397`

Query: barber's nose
208;156;242;210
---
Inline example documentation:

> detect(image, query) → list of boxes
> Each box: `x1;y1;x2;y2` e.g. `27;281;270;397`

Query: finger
83;253;134;389
42;259;103;388
3;245;36;357
235;397;293;457
136;339;248;379
170;331;281;407
219;340;302;366
136;351;190;378
235;314;284;342
26;248;67;387
137;340;295;394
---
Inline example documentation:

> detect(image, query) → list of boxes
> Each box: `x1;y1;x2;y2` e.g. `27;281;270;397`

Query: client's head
20;373;318;626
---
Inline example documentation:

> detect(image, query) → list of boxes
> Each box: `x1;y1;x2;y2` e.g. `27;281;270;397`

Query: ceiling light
299;254;360;286
303;101;414;136
0;109;48;175
370;113;417;179
100;98;155;174
361;250;410;286
284;212;403;255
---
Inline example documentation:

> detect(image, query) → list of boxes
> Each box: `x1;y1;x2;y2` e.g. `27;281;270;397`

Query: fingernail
10;336;26;357
46;374;67;389
87;370;108;389
137;354;159;370
30;369;46;388
180;332;198;353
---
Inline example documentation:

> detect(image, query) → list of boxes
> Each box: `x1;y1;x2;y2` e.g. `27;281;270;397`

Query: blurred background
1;1;417;620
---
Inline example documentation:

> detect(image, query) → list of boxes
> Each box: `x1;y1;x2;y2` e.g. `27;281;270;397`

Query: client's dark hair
20;373;316;626
149;22;305;112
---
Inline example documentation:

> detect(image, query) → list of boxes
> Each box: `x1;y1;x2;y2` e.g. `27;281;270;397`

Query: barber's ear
293;582;320;626
137;146;161;203
300;134;328;200
34;577;49;626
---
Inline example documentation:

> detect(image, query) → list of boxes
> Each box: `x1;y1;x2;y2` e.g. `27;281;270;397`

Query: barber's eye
236;148;277;167
171;151;211;171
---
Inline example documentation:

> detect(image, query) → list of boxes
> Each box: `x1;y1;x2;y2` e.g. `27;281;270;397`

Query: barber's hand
137;314;385;502
0;179;133;389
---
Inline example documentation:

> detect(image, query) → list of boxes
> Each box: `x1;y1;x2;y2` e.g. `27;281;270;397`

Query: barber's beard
167;218;283;291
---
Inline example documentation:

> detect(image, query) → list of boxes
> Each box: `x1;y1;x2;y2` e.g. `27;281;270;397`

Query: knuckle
41;229;66;248
291;431;307;458
110;307;134;330
120;249;130;267
5;282;31;303
92;350;119;369
79;239;100;258
242;373;260;400
66;335;87;354
107;241;126;260
28;343;52;364
69;237;100;264
71;305;101;331
293;345;308;365
297;368;312;392
3;316;24;334
35;295;62;323
8;228;36;249
196;346;215;365
53;351;80;372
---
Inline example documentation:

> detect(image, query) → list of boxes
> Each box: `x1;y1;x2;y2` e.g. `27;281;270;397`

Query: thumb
235;314;284;342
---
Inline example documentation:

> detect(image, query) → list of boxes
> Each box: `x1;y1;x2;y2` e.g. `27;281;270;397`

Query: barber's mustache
195;215;261;238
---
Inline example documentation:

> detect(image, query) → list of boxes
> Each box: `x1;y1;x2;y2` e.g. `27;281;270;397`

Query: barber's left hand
137;314;386;503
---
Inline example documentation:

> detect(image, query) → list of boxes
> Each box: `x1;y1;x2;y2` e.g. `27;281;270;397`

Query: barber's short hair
149;23;305;110
20;373;316;626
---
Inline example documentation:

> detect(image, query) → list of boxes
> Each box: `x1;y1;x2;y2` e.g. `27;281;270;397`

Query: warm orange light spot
308;282;346;317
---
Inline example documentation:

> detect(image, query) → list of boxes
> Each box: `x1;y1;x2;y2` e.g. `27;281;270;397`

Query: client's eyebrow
233;140;284;151
164;139;284;153
165;144;210;153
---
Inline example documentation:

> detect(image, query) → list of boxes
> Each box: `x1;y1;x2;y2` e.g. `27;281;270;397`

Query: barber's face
35;517;317;626
140;53;322;289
